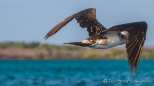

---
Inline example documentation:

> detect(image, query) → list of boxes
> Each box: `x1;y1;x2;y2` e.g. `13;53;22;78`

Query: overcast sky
0;0;154;45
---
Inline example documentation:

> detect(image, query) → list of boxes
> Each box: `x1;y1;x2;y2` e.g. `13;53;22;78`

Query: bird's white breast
92;31;126;49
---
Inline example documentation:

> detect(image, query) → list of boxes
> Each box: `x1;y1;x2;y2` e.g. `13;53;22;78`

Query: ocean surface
0;59;153;86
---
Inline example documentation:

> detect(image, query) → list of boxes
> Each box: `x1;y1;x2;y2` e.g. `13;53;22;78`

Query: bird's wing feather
44;14;75;39
103;21;147;75
44;8;106;39
74;8;106;36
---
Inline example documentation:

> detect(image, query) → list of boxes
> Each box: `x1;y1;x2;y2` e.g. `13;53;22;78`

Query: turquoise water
0;59;154;86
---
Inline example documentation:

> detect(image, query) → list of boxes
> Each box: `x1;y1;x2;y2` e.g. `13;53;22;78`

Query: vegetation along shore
0;42;153;59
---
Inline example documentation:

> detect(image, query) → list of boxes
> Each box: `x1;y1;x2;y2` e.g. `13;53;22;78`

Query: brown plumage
44;8;106;39
102;22;147;75
44;8;147;75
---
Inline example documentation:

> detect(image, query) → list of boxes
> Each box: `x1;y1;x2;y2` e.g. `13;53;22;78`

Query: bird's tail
63;42;91;47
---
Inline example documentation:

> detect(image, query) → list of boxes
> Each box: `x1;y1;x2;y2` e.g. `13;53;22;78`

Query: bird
44;8;147;75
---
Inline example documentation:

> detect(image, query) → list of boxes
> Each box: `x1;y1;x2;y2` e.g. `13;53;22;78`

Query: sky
0;0;154;45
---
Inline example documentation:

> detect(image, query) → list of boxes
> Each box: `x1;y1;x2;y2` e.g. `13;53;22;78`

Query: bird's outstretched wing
44;8;106;39
103;21;147;75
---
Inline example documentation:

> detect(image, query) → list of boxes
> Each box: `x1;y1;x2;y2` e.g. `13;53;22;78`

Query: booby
44;8;147;75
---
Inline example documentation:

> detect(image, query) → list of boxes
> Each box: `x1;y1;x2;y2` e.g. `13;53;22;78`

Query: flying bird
44;8;147;75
